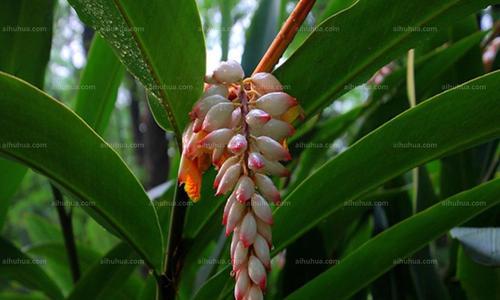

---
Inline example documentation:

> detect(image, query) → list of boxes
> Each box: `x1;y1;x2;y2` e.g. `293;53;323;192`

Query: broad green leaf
287;105;366;191
84;217;120;255
320;0;357;21
0;159;26;231
67;0;206;139
25;214;62;244
193;267;233;300
0;238;63;300
0;0;54;87
457;245;500;300
241;0;280;74
274;0;491;118
138;275;157;300
356;30;485;140
0;0;55;231
0;72;164;272
409;167;450;300
0;292;47;300
74;35;124;134
67;243;139;300
273;71;500;252
26;243;101;296
286;179;500;299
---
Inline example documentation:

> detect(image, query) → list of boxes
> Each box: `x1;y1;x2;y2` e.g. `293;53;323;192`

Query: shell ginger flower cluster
179;60;301;300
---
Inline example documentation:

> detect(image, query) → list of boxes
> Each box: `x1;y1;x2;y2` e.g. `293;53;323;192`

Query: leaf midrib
110;0;182;148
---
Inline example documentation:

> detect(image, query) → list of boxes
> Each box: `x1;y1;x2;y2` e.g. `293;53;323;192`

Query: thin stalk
406;49;418;212
253;0;316;74
161;184;189;299
50;184;80;282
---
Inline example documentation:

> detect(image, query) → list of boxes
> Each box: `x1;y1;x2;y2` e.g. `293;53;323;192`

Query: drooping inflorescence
179;60;301;300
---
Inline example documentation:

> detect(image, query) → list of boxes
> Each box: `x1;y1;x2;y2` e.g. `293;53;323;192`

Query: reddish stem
253;0;316;74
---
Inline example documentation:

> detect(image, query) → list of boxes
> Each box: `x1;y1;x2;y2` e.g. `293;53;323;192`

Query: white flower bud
202;102;234;132
211;147;224;167
247;285;264;300
254;234;271;269
248;152;265;171
255;92;297;117
203;84;229;98
254;173;281;205
255;136;291;161
226;201;245;235
184;131;204;158
251;72;283;94
261;158;290;177
231;107;242;128
256;218;272;247
230;227;239;259
227;134;248;155
248;255;267;290
214;156;239;189
234;176;255;203
245;109;271;128
199;128;233;149
239;212;257;247
223;192;236;225
213;60;244;84
234;269;250;300
192;117;203;133
251;194;273;225
216;163;241;196
233;241;248;271
258;118;295;141
193;95;229;119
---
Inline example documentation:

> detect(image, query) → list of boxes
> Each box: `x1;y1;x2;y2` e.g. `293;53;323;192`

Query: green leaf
193;267;233;300
0;72;164;272
320;0;357;21
67;0;206;140
67;243;139;300
274;0;491;118
0;0;55;231
25;214;63;244
241;0;280;74
26;243;101;296
0;238;63;300
74;35;124;134
286;179;500;299
0;159;26;230
457;245;500;300
0;0;54;88
409;167;450;300
356;30;485;140
273;71;500;252
0;292;47;300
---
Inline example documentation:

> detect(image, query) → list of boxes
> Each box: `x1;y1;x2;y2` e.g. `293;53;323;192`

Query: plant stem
253;0;316;74
50;184;81;283
161;184;189;299
406;49;418;213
